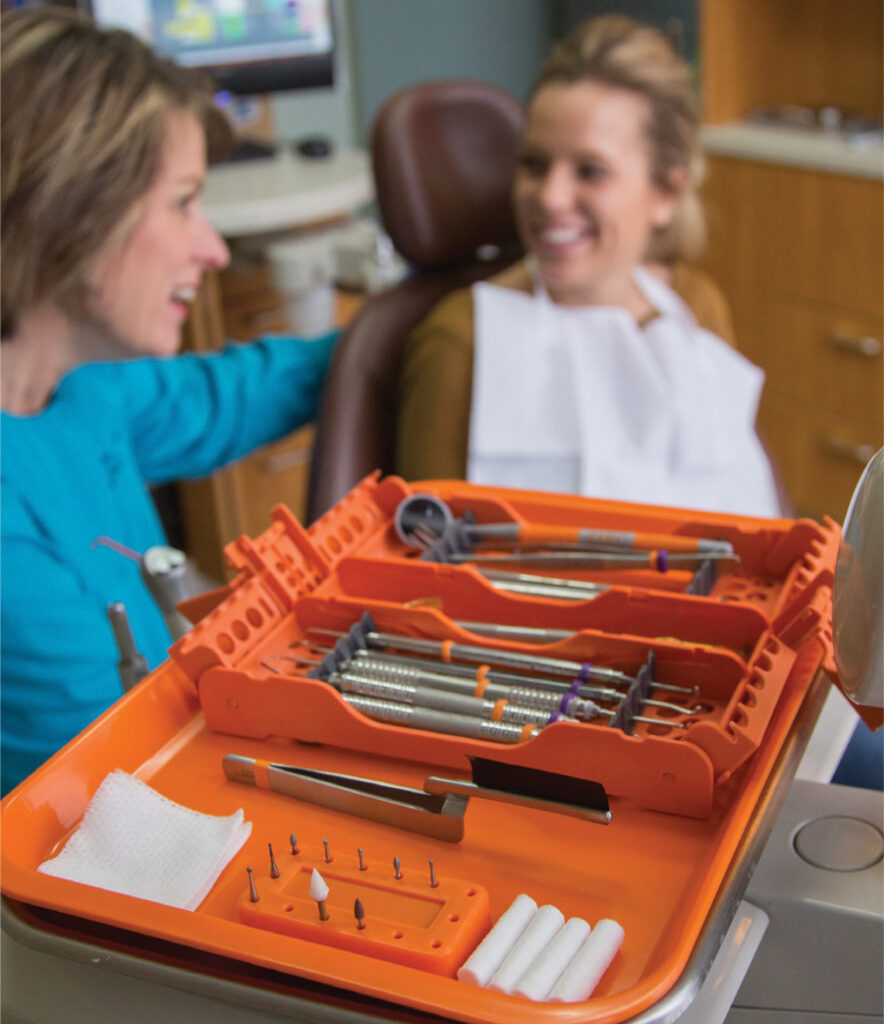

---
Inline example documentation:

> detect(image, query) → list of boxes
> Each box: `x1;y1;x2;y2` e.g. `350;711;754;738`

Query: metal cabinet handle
828;331;882;357
261;447;311;474
823;435;877;465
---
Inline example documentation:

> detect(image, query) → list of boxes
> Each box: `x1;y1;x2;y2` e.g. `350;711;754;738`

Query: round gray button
794;815;884;871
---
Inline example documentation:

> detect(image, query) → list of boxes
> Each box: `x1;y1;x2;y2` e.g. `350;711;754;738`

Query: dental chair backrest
305;78;525;522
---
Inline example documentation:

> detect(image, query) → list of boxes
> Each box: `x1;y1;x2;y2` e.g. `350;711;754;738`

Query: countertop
203;148;374;238
701;123;884;180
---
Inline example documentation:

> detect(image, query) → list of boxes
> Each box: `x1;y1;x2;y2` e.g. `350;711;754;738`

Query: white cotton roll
486;904;565;994
512;916;592;1001
548;918;625;1003
457;893;538;986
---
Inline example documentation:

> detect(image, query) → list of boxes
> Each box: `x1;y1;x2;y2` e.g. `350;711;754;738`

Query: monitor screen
83;0;336;96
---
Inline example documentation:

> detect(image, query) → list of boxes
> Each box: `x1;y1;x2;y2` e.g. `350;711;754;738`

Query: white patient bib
467;268;781;517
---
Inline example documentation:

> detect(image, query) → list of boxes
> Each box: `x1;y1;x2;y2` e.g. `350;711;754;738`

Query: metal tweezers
223;753;611;842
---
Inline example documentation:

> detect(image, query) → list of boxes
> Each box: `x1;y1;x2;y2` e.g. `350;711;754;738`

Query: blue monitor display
83;0;336;96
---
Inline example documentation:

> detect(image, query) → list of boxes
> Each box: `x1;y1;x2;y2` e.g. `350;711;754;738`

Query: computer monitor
81;0;336;98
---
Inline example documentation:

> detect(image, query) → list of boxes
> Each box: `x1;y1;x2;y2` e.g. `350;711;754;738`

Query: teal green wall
273;0;699;149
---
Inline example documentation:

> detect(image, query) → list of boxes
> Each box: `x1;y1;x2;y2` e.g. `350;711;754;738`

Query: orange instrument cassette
170;474;842;819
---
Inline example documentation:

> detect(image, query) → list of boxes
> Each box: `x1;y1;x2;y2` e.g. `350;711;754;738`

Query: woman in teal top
0;9;337;793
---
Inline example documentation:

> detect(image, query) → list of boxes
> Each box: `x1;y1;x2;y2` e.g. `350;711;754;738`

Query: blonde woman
396;15;780;518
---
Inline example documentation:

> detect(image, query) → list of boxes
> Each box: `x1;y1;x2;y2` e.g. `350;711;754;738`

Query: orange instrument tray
0;478;842;1024
169;475;840;818
1;635;830;1024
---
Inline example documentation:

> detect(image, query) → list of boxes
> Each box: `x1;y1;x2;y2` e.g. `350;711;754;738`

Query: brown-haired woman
1;8;337;794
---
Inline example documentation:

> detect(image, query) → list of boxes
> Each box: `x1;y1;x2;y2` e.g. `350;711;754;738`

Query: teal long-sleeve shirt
0;332;337;795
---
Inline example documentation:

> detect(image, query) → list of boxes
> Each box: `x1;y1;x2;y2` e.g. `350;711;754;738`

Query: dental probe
326;670;684;728
448;550;734;571
309;626;685;693
394;493;734;555
300;637;698;696
459;521;734;556
477;567;609;598
339;654;698;713
291;646;699;712
343;694;541;743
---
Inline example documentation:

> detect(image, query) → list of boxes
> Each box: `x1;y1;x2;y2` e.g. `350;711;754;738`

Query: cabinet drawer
758;390;881;521
772;168;883;314
218;262;277;303
219;262;287;341
225;303;288;341
701;157;780;349
756;298;882;426
234;425;316;538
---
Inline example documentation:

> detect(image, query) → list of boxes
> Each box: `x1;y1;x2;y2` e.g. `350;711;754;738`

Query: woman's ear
651;165;690;228
665;164;690;195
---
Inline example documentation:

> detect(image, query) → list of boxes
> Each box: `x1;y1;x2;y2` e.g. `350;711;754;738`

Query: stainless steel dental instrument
394;494;735;556
325;669;679;727
448;550;734;570
329;654;699;714
309;624;684;694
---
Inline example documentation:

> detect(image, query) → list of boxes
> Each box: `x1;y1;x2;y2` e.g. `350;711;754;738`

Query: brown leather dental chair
305;78;524;522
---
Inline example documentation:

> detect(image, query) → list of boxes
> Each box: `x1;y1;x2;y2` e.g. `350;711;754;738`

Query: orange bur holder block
238;849;490;975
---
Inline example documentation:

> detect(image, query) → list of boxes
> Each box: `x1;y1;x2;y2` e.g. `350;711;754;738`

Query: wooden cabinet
698;0;883;522
177;258;360;581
